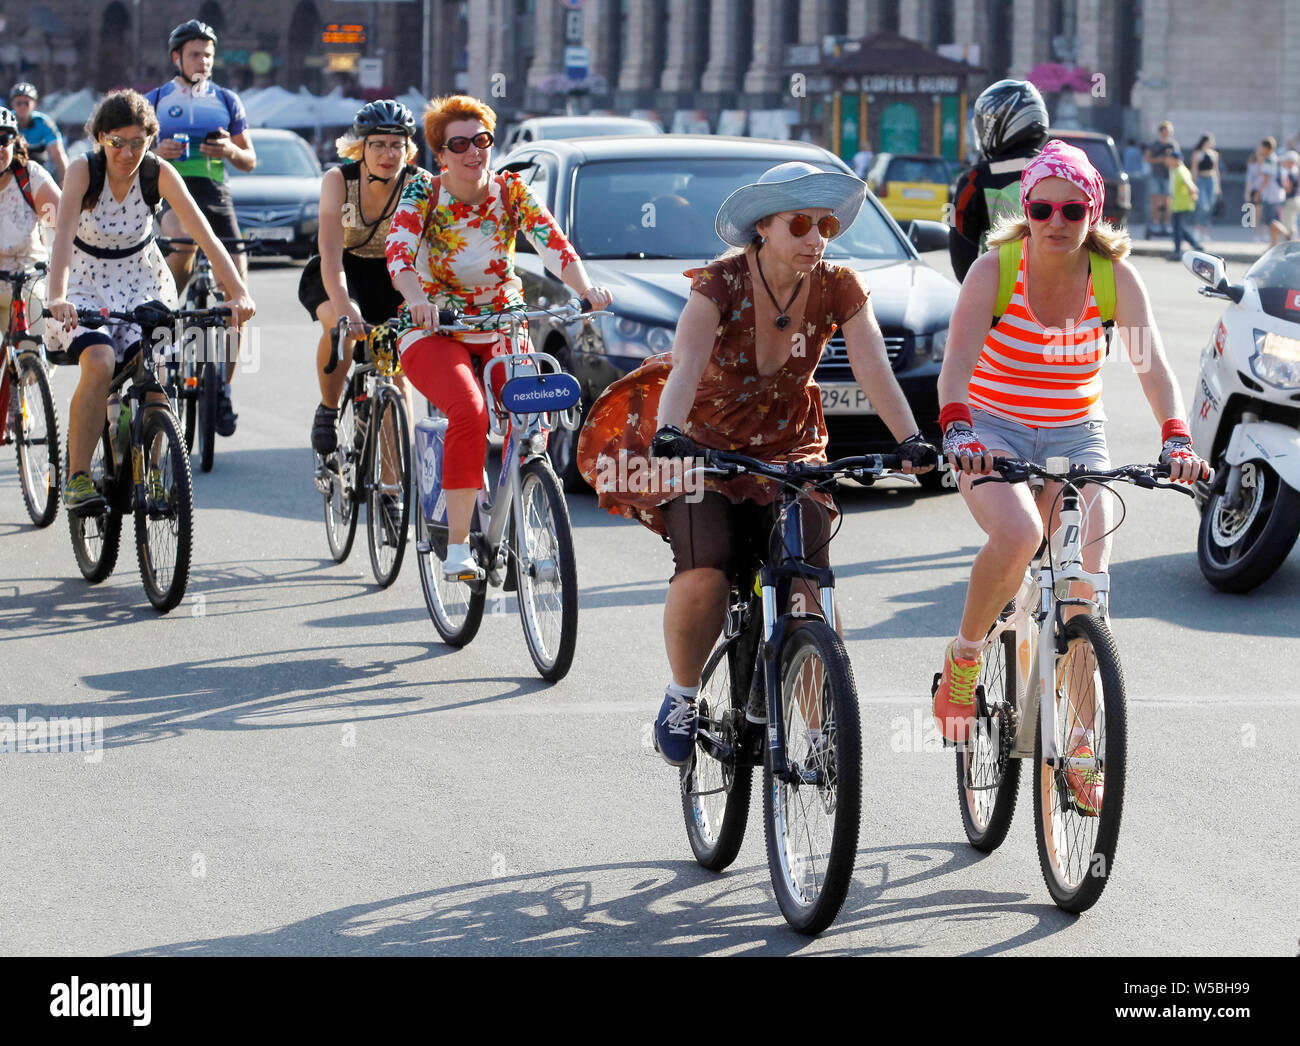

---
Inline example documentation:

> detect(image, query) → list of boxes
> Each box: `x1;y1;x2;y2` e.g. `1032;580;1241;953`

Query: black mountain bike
679;446;903;935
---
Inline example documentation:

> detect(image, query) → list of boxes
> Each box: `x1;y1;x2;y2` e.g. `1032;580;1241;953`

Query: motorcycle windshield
1244;242;1300;322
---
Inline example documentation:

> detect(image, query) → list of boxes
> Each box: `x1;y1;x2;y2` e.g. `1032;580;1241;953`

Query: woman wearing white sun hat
577;160;938;766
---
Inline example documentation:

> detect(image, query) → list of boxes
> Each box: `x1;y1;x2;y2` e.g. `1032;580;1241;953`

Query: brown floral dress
576;253;870;536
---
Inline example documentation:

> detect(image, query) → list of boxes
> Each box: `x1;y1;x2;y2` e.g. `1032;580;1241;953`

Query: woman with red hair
386;95;611;580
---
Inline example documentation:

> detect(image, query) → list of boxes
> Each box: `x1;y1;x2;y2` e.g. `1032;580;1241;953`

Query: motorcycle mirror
1185;251;1227;289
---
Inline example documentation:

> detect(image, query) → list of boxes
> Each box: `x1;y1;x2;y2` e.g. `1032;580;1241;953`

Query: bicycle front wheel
323;390;359;562
1033;613;1127;913
956;630;1022;852
514;457;578;681
415;505;485;646
134;408;194;613
68;426;122;583
365;387;411;588
14;354;61;526
681;626;754;871
197;360;218;473
763;622;861;936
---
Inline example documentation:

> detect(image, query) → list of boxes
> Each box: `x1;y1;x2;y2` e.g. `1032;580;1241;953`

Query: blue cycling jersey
146;79;248;182
18;112;61;161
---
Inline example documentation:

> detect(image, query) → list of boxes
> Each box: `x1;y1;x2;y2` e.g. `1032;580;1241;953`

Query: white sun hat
714;161;867;248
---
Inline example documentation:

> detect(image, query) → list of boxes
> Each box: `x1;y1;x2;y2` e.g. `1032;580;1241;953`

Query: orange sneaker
1064;741;1103;817
933;641;980;743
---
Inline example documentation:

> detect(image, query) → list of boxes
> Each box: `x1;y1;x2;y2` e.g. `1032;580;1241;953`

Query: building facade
2;1;1297;156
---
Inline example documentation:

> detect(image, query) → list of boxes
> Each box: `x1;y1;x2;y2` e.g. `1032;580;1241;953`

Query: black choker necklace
366;173;391;183
754;246;803;331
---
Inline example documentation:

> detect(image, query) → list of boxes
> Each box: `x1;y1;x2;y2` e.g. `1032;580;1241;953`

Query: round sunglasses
443;131;494;154
1026;199;1089;222
777;212;841;239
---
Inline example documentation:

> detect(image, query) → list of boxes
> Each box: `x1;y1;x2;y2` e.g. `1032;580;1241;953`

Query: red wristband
1161;418;1191;443
939;403;973;431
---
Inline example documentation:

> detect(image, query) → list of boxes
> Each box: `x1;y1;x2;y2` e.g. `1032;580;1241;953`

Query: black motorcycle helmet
353;100;416;139
973;79;1049;158
168;19;218;56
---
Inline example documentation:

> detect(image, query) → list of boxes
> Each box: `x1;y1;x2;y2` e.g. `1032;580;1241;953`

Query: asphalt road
2;249;1296;957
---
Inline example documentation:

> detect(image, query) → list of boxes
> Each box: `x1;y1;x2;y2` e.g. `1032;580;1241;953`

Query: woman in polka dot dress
45;90;254;515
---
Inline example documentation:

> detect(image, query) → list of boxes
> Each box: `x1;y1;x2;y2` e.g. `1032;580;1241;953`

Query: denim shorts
971;408;1111;470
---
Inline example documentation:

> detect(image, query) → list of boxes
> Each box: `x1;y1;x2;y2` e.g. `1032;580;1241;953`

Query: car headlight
915;328;947;363
589;312;674;359
1251;328;1300;387
301;202;319;219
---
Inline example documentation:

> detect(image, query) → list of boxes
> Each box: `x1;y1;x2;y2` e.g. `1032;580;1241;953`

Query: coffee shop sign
857;75;960;94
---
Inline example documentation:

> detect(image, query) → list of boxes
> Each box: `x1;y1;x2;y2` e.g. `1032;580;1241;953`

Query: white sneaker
442;542;483;582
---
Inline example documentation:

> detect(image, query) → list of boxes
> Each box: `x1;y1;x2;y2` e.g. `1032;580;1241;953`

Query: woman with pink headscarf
929;139;1209;814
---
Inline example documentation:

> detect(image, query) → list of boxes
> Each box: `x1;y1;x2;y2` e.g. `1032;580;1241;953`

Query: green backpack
993;237;1117;340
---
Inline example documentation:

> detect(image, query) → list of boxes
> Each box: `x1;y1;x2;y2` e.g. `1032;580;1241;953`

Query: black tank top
1197;151;1215;173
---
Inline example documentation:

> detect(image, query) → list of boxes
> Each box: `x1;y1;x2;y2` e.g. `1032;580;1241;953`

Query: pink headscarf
1020;139;1107;227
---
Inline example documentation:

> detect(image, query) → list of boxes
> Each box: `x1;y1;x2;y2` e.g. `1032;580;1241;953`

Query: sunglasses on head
1026;199;1089;222
0;132;16;146
778;212;841;239
443;131;493;153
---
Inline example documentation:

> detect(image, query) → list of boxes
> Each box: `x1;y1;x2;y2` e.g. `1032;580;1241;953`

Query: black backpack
82;151;162;212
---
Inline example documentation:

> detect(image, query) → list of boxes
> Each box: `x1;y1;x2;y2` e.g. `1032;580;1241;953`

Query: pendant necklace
755;246;802;331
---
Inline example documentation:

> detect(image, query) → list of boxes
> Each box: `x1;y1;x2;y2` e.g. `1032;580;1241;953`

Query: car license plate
819;383;875;415
250;226;293;241
902;188;935;200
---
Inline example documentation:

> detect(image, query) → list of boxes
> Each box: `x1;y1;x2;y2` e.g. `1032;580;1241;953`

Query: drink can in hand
173;133;189;161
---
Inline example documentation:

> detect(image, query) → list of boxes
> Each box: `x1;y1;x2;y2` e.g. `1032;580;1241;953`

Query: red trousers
400;331;526;490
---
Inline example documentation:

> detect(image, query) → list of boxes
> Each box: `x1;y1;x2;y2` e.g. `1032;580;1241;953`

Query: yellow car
866;152;953;224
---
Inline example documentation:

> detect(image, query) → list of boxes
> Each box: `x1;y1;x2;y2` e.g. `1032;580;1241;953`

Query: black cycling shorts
164;176;241;244
297;251;403;324
659;491;832;583
63;333;142;377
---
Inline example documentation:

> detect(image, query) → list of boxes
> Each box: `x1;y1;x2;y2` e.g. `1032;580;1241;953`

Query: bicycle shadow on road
115;842;1070;956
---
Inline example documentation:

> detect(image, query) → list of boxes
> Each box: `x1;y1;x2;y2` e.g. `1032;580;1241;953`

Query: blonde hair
332;131;419;164
986;212;1131;261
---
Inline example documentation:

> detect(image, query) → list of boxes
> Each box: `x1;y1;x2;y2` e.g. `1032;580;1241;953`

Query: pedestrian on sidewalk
1254;137;1290;248
1165;149;1204;260
1144;121;1178;238
1280;151;1300;241
1190;133;1220;242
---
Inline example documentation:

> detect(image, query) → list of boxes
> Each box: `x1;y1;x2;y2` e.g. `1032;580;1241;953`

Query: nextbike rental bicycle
61;301;228;612
415;299;596;682
316;315;412;588
156;236;256;473
681;446;905;936
945;456;1198;913
0;263;60;525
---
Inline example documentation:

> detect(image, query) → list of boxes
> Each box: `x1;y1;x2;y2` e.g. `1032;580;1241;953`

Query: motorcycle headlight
591;313;674;359
1251;328;1300;388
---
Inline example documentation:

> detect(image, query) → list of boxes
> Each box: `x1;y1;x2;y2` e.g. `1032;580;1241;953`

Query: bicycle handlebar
970;456;1202;497
44;302;232;329
688;446;906;485
0;262;47;289
433;297;602;333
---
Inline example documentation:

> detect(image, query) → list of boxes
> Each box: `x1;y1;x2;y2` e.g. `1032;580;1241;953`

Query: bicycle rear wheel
763;622;861;936
14;354;60;526
323;390;359;562
68;426;122;583
514;457;578;681
681;622;754;871
134;408;194;612
365;387;410;588
416;506;485;646
1033;613;1127;913
956;630;1022;852
197;359;217;473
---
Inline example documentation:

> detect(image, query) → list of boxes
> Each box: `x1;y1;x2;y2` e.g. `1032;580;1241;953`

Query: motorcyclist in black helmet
948;79;1050;282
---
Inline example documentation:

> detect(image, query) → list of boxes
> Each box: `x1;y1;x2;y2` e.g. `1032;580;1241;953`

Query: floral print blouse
384;168;577;339
577;252;870;536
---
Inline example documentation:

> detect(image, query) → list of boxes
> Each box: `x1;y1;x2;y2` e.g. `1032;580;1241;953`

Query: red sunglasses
778;212;841;239
1026;199;1090;222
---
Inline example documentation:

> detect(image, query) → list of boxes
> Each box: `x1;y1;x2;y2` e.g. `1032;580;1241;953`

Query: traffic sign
564;46;589;80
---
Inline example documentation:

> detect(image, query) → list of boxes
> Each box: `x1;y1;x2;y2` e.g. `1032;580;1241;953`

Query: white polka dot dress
48;166;178;361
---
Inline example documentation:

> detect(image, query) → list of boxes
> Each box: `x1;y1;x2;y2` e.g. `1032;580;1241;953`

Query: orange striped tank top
969;246;1108;427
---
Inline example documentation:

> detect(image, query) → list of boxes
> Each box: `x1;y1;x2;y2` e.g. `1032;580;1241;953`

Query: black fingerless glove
650;425;699;460
896;432;939;470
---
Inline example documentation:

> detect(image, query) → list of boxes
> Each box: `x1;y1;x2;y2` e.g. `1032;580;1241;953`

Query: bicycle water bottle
413;415;449;526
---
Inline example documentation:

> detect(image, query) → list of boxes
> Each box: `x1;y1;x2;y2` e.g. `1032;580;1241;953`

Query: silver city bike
414;299;600;682
943;456;1199;913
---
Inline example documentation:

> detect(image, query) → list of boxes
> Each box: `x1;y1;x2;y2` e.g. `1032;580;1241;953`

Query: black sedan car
225;128;322;258
496;136;958;489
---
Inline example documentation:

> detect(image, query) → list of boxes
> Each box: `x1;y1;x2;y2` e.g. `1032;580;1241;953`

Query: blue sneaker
653;687;697;767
